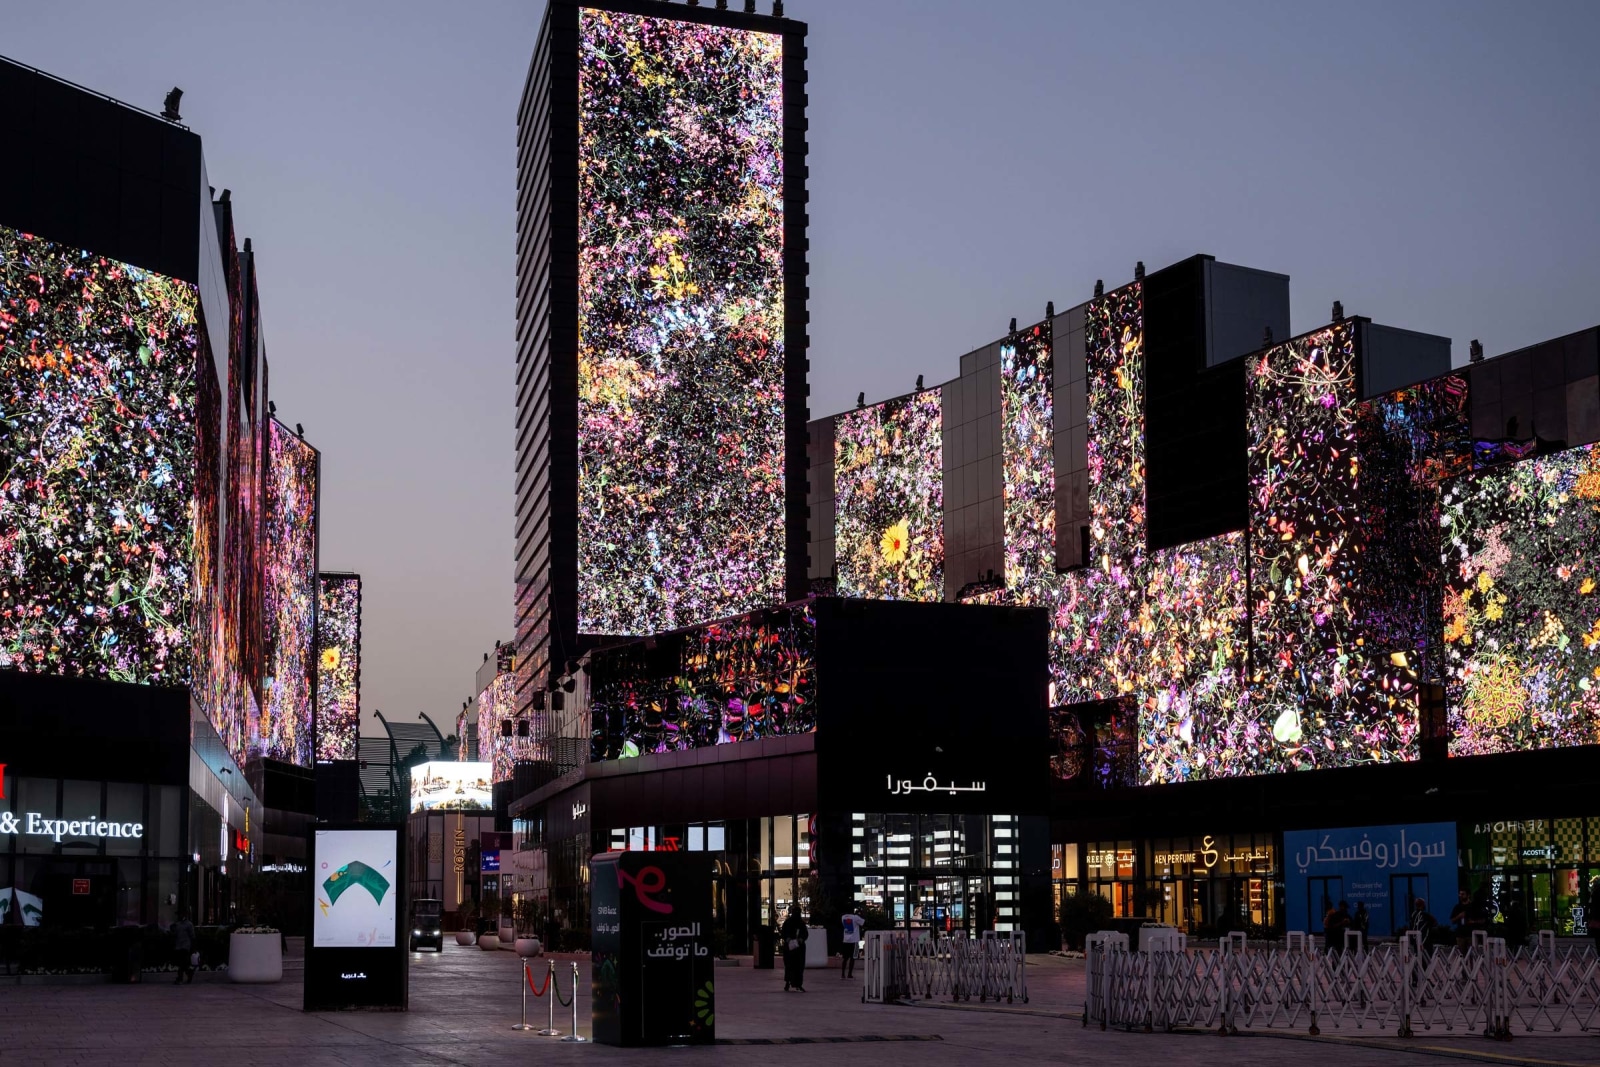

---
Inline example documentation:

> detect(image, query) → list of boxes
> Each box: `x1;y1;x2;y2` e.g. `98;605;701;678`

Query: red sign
72;878;90;896
0;762;7;800
234;830;249;853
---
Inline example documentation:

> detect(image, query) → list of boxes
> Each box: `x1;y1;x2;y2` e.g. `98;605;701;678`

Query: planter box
454;931;476;946
228;933;282;984
478;934;500;951
515;937;543;958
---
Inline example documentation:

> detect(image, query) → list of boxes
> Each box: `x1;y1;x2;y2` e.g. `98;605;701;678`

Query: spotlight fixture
915;374;923;391
1009;318;1017;333
161;87;183;122
295;422;304;437
744;0;755;11
1046;300;1055;318
856;392;865;409
1094;279;1104;298
1331;300;1345;322
1134;261;1145;281
773;0;783;14
1470;339;1484;363
1262;326;1274;346
268;400;277;415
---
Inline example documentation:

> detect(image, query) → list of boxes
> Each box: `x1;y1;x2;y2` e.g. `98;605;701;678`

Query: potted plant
514;896;543;958
478;893;501;950
228;924;283;983
455;900;479;946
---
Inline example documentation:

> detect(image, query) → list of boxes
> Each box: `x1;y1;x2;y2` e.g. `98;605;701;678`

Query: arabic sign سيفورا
886;774;988;797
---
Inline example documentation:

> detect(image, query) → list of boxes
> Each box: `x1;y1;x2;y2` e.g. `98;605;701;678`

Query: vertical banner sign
590;852;713;1046
304;824;408;1012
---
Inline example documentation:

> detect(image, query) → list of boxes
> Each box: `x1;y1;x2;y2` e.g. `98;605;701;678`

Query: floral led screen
478;670;521;783
0;227;201;683
261;419;319;766
1000;321;1054;587
834;390;943;601
589;602;816;761
575;8;786;636
316;573;361;762
1441;443;1600;754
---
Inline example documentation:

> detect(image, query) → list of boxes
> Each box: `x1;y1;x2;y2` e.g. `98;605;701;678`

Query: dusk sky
8;0;1598;739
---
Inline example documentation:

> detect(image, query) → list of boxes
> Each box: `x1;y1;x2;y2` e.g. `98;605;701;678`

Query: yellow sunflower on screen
880;520;910;565
321;647;341;671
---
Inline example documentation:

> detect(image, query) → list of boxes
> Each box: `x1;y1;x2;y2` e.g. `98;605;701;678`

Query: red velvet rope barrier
525;963;552;997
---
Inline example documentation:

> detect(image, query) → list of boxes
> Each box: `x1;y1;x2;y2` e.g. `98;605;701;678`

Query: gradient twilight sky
7;1;1598;738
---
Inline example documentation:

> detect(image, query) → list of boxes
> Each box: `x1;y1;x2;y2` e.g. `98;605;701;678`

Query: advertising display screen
477;669;521;783
833;389;944;601
409;761;493;813
1285;822;1457;938
0;226;202;684
1440;442;1600;755
576;7;787;636
313;829;397;949
315;573;361;762
262;420;319;765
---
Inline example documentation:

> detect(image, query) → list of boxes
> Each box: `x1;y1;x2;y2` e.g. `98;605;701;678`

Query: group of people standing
1322;888;1498;951
777;903;867;992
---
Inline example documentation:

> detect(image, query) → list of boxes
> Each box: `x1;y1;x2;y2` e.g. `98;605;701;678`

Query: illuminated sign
1153;836;1273;870
481;850;500;873
0;811;144;841
71;879;90;896
885;774;988;796
410;761;492;813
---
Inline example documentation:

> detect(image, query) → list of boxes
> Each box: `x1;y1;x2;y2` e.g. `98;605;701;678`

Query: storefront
1055;832;1280;935
0;673;253;929
1461;816;1600;936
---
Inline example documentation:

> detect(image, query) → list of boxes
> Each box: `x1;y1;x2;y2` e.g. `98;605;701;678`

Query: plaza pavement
4;943;1600;1066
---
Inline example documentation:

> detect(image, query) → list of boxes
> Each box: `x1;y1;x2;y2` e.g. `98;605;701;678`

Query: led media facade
478;670;520;783
833;390;944;601
1441;443;1600;755
589;603;816;761
575;8;787;636
261;419;319;766
1000;321;1054;587
316;573;361;762
0;227;201;683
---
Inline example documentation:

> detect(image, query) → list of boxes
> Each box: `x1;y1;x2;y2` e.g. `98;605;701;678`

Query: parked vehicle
409;898;444;952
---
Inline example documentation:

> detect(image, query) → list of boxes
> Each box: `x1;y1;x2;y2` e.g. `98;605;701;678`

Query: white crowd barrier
862;930;1027;1004
1084;929;1600;1038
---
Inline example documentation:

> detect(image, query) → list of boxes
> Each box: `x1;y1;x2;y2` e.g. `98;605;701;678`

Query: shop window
105;782;145;857
707;824;725;853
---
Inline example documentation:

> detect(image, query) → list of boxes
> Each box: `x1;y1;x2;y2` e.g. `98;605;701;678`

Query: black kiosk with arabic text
304;824;409;1011
590;851;714;1046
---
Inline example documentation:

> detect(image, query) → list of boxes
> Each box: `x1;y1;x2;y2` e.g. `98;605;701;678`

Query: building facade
0;57;326;928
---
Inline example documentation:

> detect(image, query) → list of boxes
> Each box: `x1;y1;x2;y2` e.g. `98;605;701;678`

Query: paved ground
6;945;1600;1066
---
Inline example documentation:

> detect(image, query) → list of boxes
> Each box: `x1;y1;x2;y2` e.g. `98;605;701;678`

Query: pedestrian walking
171;910;196;985
1322;899;1350;953
1351;901;1369;942
779;907;808;992
839;903;864;980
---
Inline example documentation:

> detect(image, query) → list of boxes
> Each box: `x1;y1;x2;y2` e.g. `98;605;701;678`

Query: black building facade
511;598;1052;951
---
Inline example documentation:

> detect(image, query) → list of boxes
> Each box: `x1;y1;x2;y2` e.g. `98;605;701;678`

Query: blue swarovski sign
1284;822;1457;938
480;849;500;873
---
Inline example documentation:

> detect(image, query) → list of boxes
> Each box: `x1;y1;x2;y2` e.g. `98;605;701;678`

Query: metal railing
1085;929;1600;1038
862;930;1027;1005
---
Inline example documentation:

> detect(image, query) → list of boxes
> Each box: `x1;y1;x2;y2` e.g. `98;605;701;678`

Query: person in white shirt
840;904;865;979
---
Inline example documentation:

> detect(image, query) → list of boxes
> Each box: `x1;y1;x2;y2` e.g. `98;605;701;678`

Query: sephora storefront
511;598;1053;952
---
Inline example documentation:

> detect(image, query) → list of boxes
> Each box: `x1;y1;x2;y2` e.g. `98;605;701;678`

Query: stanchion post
538;959;561;1037
561;960;586;1042
513;959;535;1031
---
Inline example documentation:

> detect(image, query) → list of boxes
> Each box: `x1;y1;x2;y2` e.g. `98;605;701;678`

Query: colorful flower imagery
479;668;522;782
575;10;787;637
0;228;200;683
261;420;318;766
1001;323;1055;587
589;603;815;761
834;390;943;601
1441;444;1600;754
315;574;361;762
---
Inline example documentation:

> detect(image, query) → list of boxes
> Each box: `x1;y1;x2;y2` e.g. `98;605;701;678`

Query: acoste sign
0;764;145;841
